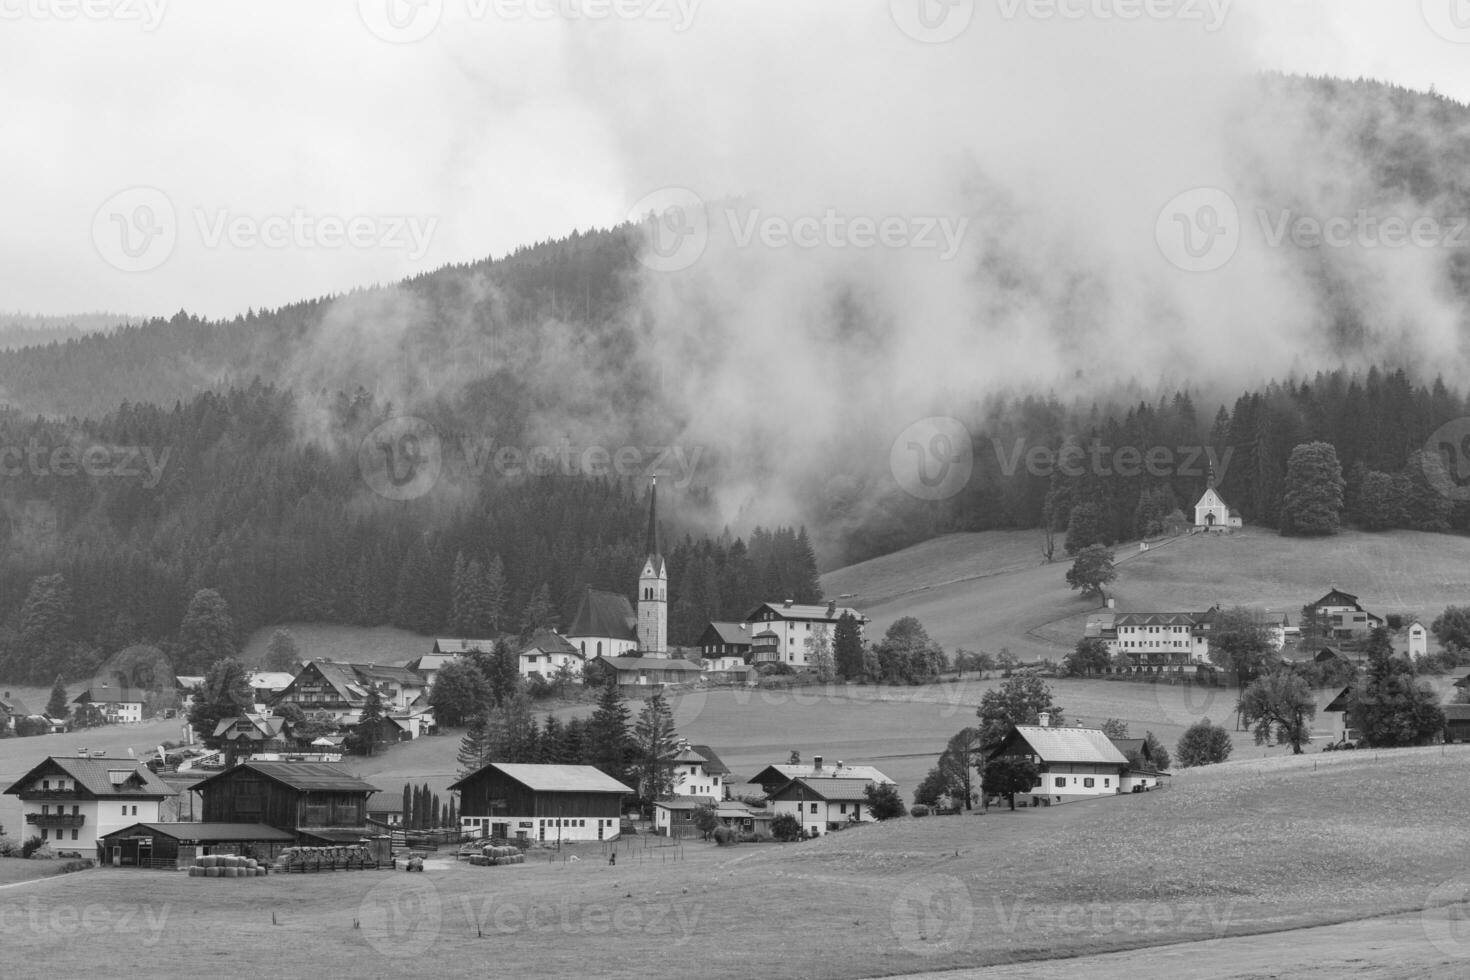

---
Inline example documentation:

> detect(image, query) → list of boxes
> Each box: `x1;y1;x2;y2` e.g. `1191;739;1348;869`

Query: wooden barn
450;763;632;843
192;761;380;835
98;821;295;869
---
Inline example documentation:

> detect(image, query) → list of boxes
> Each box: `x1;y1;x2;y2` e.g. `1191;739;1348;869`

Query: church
1193;486;1242;531
569;478;703;692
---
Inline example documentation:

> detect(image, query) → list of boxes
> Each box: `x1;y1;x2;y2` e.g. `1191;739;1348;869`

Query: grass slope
238;623;426;667
6;749;1470;979
823;527;1470;660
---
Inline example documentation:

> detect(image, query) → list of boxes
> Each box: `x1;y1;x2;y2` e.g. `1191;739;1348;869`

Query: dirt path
890;906;1470;980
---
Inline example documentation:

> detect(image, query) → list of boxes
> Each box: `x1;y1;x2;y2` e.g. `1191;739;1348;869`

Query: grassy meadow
6;748;1470;979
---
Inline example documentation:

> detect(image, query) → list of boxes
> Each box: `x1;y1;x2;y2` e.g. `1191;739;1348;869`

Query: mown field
5;748;1470;979
823;527;1470;661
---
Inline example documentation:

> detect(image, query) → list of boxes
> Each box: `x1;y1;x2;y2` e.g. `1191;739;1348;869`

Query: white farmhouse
745;600;868;668
3;756;176;859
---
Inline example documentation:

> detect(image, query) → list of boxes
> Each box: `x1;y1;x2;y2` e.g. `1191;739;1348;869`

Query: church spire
645;476;660;562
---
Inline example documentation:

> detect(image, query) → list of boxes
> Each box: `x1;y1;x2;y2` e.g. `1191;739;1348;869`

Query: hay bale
245;858;258;870
188;866;203;877
221;867;237;878
204;867;221;878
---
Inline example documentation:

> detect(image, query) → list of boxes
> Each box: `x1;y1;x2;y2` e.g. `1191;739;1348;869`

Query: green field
5;748;1470;979
238;623;426;667
824;527;1470;661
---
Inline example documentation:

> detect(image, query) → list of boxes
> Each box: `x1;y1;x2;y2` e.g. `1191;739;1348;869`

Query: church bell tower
637;477;667;657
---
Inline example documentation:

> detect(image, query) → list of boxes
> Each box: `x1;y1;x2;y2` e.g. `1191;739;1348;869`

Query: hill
823;526;1470;661
237;623;427;669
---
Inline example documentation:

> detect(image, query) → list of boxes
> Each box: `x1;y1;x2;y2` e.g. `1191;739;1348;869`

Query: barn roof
99;822;296;843
700;622;752;645
770;777;875;802
747;762;894;785
192;761;380;794
449;763;634;795
1001;726;1130;766
744;602;866;623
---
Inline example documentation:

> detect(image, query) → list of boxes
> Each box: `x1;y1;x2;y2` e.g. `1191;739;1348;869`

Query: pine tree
45;675;68;719
483;555;507;634
587;681;632;784
457;707;493;777
833;612;864;680
631;692;680;808
519;583;557;638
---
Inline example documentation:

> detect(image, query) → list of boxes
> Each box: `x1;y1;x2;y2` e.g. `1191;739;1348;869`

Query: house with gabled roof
698;621;752;671
1307;587;1384;640
769;777;880;837
671;743;730;800
747;755;894;797
3;756;177;859
213;713;292;756
985;716;1133;805
72;687;143;724
450;762;633;843
518;628;585;680
193;760;380;837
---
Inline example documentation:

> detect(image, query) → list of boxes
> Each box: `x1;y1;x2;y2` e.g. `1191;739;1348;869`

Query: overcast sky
1;0;1467;320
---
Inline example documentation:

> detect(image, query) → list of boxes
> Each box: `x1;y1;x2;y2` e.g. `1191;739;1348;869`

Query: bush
910;804;930;818
771;813;802;842
0;835;19;857
20;835;45;858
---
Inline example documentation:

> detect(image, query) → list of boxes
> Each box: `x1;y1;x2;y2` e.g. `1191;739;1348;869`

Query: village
3;483;1469;877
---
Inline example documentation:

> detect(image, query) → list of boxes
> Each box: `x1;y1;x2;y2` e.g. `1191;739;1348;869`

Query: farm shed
451;762;632;843
1444;704;1470;744
98;822;295;869
192;760;380;834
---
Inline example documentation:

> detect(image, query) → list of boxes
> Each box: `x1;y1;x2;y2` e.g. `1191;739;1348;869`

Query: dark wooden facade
196;764;376;832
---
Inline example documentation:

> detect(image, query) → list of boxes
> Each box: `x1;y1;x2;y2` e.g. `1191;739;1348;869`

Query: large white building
745;601;868;668
3;756;176;859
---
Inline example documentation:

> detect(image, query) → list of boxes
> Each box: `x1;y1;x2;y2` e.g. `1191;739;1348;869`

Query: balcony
26;812;86;828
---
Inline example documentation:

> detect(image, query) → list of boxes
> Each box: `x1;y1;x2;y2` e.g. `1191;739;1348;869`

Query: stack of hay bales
473;844;524;867
272;844;378;872
186;854;266;877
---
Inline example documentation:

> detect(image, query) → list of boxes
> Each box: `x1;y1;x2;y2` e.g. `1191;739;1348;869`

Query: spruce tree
587;681;632;784
833;612;864;680
631;692;680;808
45;675;69;719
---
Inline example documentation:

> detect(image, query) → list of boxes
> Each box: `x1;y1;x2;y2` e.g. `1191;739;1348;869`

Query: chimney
826;600;837;617
813;755;823;772
1038;712;1051;728
784;598;794;608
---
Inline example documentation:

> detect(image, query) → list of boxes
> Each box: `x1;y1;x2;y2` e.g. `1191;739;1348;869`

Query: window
839;803;847;814
41;805;48;815
1055;777;1066;788
1083;778;1095;788
1104;779;1110;787
41;779;49;790
122;804;127;815
810;803;818;814
40;828;47;840
71;829;78;841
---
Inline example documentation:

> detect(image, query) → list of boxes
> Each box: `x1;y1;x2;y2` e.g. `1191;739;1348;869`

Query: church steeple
638;477;668;656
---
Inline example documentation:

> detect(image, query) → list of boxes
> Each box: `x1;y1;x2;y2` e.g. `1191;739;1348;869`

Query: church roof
566;587;638;641
644;478;665;575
